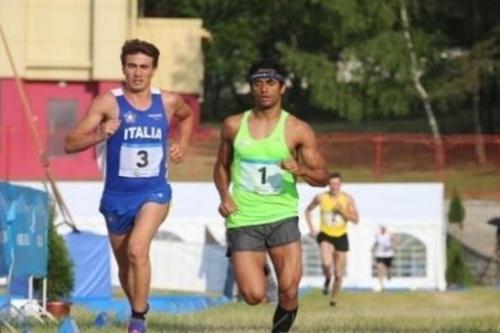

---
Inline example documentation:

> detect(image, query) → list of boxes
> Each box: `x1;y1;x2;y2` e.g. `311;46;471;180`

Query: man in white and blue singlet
65;39;194;333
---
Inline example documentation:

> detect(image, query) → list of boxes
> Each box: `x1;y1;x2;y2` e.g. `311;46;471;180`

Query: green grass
11;288;500;332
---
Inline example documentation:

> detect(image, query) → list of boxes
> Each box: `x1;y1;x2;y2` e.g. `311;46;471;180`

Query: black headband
249;70;285;83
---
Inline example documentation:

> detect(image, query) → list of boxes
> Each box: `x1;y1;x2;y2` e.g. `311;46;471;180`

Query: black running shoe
322;277;331;295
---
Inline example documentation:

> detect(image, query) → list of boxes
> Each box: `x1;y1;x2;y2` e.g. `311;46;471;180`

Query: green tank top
227;110;299;229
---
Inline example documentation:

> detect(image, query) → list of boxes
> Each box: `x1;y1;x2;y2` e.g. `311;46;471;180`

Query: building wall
24;0;93;80
0;0;207;180
0;0;208;93
0;80;104;180
0;79;200;180
91;0;130;80
135;18;209;94
0;0;27;77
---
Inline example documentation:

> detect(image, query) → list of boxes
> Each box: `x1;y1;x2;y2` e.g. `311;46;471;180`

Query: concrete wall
0;0;208;94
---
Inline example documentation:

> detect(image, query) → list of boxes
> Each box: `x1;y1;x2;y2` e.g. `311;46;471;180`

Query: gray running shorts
226;216;301;252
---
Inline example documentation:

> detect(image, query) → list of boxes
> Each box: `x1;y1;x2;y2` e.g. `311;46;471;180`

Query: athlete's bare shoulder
160;90;192;119
286;114;313;133
344;192;357;203
221;112;245;141
161;90;181;107
89;91;118;118
285;113;316;147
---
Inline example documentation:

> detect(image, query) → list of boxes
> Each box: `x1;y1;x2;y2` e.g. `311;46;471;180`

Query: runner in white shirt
372;225;398;291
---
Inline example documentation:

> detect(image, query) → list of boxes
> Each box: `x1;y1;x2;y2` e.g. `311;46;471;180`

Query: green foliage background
448;189;466;224
143;0;500;134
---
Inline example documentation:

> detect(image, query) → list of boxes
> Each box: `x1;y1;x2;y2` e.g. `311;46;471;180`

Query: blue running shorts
99;183;172;235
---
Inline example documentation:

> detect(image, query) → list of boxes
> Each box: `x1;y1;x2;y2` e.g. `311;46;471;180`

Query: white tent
15;181;446;292
299;183;446;291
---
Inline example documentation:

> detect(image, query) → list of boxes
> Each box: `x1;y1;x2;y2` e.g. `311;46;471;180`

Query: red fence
1;128;499;198
315;133;500;198
317;133;500;174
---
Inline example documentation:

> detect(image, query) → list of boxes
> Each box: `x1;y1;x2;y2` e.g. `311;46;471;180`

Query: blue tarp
0;182;49;278
0;195;9;276
71;294;230;315
32;200;49;276
64;231;112;299
9;197;36;277
0;182;49;208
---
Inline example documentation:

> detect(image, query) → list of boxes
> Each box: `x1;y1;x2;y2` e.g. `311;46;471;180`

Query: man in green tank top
214;60;329;333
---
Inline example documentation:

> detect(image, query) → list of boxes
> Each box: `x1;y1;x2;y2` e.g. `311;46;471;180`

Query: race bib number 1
119;142;163;178
240;159;284;195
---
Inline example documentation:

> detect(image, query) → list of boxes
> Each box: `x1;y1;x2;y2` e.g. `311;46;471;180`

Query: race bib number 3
119;142;163;178
240;159;284;195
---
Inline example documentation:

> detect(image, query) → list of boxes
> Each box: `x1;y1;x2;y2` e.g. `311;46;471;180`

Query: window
47;99;78;156
372;233;426;277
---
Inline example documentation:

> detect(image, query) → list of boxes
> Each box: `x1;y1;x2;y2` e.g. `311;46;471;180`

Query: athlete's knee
278;286;298;305
277;278;299;300
240;289;266;305
333;271;343;281
127;242;149;265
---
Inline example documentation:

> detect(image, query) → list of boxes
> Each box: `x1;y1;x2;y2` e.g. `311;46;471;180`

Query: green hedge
446;237;475;287
35;207;74;301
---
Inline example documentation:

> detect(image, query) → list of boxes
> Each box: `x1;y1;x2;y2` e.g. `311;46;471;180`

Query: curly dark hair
120;39;160;68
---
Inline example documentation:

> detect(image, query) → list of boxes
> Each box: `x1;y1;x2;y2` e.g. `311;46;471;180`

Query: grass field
12;287;500;333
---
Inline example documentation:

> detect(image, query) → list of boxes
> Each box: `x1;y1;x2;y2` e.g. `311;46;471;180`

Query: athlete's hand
336;204;350;220
281;158;303;176
169;143;184;163
218;197;237;218
101;118;121;139
310;229;319;238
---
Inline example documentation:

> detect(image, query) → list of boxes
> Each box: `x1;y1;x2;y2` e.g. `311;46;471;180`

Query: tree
432;0;500;158
399;0;443;162
447;189;465;228
446;237;475;287
142;0;500;136
35;207;74;301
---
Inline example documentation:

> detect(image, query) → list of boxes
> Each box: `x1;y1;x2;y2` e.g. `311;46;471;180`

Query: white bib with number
240;160;284;195
119;142;163;178
323;212;345;227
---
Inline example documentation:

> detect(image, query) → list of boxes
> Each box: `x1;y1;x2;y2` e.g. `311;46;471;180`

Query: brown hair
120;39;160;68
329;171;342;179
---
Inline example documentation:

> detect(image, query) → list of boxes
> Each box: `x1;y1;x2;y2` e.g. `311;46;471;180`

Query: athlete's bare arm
282;117;329;186
163;92;194;163
213;115;241;217
305;194;321;236
64;93;120;154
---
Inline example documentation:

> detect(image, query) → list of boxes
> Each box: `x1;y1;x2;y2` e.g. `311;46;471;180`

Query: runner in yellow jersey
305;172;359;306
214;60;329;333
